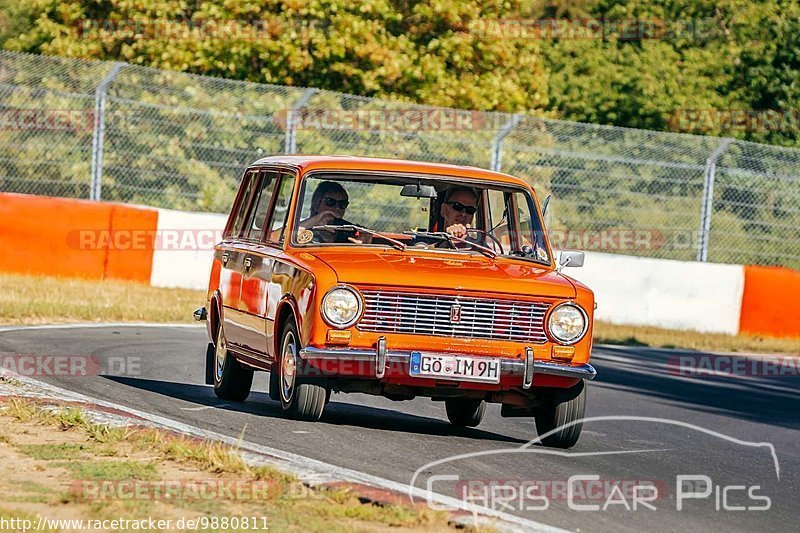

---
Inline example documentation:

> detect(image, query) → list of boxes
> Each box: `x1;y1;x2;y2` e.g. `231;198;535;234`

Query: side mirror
558;250;585;272
401;183;438;198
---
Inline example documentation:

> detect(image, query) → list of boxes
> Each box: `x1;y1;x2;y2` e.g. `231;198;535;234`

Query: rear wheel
278;320;327;421
445;399;486;427
212;322;253;402
534;380;586;448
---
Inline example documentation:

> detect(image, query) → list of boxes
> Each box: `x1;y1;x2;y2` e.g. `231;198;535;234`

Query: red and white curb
0;368;566;533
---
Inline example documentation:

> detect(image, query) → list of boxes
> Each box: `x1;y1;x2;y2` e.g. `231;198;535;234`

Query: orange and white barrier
0;192;158;283
1;193;798;338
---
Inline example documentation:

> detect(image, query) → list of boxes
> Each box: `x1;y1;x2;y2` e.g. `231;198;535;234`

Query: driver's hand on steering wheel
306;210;339;229
445;223;470;239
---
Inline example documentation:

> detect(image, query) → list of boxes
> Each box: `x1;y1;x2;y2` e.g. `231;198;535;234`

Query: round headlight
321;286;362;328
547;303;588;345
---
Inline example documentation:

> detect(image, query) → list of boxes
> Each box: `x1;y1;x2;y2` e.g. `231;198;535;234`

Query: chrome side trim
297;346;596;381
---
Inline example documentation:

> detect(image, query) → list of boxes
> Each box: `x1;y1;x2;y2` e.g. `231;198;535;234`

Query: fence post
284;88;319;154
696;138;732;262
490;114;522;172
89;62;125;201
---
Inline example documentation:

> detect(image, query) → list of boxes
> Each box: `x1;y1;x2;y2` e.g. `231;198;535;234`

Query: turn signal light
551;346;575;360
326;329;351;345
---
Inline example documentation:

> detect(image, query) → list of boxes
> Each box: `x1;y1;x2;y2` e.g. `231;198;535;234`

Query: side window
242;170;279;240
515;191;550;262
486;189;512;250
514;193;534;248
266;173;296;243
228;170;259;238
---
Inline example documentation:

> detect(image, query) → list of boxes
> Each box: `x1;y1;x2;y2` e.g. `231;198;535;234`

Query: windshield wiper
312;224;407;251
405;231;497;259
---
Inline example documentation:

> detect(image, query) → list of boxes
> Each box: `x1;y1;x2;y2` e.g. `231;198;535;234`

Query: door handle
244;256;252;271
221;253;229;265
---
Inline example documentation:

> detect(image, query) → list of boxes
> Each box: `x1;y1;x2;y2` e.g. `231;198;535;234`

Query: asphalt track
0;324;797;532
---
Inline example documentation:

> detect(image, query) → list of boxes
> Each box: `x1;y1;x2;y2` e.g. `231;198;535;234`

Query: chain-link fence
1;50;798;268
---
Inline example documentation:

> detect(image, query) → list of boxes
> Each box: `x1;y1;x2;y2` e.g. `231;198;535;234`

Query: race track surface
1;325;797;532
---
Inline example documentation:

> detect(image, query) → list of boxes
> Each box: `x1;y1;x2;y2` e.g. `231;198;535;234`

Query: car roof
250;154;531;188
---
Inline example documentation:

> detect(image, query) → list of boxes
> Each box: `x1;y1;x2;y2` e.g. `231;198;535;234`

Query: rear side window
228;170;259;238
242;170;280;240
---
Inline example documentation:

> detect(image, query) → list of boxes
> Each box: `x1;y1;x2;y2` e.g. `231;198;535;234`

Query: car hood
308;248;576;299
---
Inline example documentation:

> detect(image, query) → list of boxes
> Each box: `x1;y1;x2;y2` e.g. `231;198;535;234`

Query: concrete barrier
149;208;227;290
565;252;745;335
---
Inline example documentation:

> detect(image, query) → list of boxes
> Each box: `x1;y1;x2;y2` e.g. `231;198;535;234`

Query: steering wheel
465;228;505;255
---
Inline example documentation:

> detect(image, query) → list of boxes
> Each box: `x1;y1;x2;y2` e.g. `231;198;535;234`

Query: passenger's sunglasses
445;201;477;215
323;197;349;209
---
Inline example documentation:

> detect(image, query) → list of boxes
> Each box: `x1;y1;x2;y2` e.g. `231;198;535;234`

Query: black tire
445;399;486;427
277;320;327;421
534;380;586;449
212;321;253;402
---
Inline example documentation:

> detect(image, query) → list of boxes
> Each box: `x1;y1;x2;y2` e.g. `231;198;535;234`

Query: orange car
196;155;595;448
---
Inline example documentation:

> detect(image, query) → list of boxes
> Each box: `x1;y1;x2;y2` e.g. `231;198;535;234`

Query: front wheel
212;322;253;402
278;320;327;421
534;380;586;449
445;399;486;427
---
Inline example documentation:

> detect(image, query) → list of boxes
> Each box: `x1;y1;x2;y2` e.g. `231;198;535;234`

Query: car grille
358;290;550;344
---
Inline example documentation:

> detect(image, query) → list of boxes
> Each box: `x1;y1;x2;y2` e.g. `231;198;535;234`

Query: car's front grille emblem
450;302;462;323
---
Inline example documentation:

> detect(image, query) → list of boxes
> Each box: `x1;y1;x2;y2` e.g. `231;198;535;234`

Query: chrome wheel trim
215;325;226;381
280;331;297;404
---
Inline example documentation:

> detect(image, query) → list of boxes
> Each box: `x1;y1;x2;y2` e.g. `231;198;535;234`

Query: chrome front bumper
298;338;596;387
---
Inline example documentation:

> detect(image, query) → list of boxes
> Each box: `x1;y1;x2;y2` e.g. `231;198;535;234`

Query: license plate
409;352;501;384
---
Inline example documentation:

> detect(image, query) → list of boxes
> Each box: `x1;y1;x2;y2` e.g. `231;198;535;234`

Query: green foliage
0;0;548;114
1;0;799;267
2;0;799;140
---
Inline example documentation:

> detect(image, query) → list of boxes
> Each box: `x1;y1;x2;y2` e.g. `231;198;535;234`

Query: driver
439;185;479;239
298;181;371;244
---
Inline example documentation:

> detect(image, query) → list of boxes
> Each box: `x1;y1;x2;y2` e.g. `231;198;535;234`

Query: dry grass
0;273;204;324
0;398;461;532
1;273;796;355
594;322;800;355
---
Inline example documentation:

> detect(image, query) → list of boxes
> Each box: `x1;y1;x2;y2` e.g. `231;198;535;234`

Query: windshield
291;173;551;264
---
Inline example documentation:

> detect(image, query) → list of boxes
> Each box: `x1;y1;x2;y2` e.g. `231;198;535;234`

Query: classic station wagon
196;155;596;448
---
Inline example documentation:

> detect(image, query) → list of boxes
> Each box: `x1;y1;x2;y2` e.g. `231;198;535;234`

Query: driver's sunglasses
445;201;477;215
323;197;349;209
